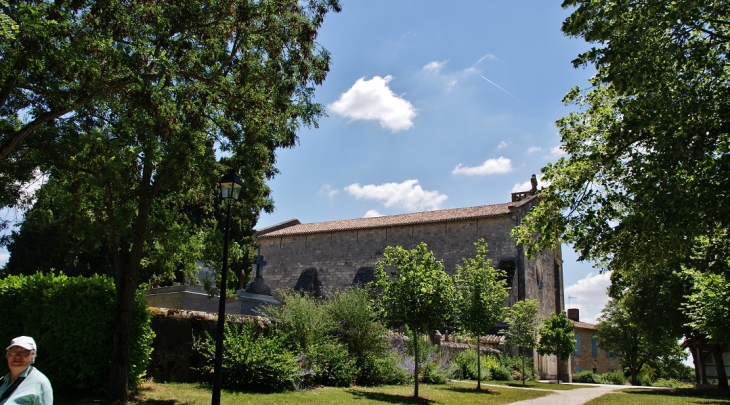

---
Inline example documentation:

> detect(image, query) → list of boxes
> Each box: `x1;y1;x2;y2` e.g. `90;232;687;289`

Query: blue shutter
574;333;581;355
591;337;598;357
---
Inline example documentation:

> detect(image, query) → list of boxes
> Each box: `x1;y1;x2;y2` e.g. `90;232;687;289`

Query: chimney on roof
567;308;579;322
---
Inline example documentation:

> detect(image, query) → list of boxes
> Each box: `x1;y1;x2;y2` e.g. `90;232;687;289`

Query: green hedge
0;273;153;394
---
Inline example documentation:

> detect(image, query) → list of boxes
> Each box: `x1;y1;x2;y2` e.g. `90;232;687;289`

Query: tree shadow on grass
345;389;436;404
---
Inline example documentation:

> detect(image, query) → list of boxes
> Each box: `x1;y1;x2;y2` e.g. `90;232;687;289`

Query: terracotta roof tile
570;319;596;330
256;196;537;238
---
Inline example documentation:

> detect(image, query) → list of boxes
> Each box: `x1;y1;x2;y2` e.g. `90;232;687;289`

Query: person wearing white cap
0;336;52;405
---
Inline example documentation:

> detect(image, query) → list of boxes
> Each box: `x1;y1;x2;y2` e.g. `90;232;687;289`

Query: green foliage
599;370;627;385
1;0;341;399
449;350;498;381
503;299;539;385
491;365;512;381
0;273;152;393
596;298;681;386
684;270;730;344
300;341;358;388
652;378;693;389
637;364;657;387
325;287;390;361
512;1;730;391
537;312;576;361
372;242;456;397
572;370;600;384
453;239;508;389
259;289;332;351
196;320;299;393
498;355;537;382
356;352;411;386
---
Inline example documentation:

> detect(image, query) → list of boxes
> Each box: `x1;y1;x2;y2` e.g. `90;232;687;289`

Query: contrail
480;75;517;99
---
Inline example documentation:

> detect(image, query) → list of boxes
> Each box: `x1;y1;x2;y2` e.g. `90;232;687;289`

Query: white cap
6;336;36;352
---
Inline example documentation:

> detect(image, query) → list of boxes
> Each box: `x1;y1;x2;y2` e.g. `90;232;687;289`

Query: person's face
6;346;33;372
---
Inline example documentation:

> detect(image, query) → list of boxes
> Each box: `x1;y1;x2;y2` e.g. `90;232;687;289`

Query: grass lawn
585;388;730;404
126;381;552;405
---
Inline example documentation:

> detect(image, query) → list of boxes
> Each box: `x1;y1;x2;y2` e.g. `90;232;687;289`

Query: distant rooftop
256;195;537;238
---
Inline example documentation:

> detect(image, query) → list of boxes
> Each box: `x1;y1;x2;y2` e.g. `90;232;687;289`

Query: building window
574;366;581;373
591;337;598;357
574;333;581;355
606;351;612;358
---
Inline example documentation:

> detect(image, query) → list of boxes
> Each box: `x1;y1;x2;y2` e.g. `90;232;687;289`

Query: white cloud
328;75;417;132
550;145;566;156
423;60;448;73
344;179;447;211
452;157;513;176
0;252;8;267
319;184;339;198
565;272;612;324
363;210;382;218
511;175;550;193
498;141;509;149
527;146;542;154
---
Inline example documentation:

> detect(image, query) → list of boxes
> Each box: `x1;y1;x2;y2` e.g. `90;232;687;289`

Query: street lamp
212;170;243;405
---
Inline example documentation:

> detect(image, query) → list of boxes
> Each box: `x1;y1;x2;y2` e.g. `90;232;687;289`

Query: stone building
568;308;621;375
255;188;566;379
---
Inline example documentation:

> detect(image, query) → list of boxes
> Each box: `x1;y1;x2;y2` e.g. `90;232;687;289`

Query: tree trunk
106;166;157;401
712;346;728;390
630;364;638;386
413;331;419;398
521;347;526;386
476;337;481;390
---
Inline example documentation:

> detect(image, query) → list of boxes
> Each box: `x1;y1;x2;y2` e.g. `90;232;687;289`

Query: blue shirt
0;366;53;405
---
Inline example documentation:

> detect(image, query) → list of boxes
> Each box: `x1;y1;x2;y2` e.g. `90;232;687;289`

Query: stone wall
260;216;517;291
572;327;622;374
259;215;563;319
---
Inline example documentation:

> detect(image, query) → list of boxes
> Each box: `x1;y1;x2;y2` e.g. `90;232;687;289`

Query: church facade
255;190;566;380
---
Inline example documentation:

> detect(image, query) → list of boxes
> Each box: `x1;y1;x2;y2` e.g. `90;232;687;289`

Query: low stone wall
146;307;269;383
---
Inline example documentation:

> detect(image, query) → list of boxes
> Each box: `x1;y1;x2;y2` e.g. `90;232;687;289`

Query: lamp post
212;170;243;405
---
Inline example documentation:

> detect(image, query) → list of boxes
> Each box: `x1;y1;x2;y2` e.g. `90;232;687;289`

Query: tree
0;0;16;40
503;299;539;386
595;298;682;386
511;0;730;389
372;242;456;398
0;0;342;400
453;239;508;390
536;312;575;384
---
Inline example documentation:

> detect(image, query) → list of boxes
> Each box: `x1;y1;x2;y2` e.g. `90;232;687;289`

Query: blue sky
255;0;611;323
0;1;611;324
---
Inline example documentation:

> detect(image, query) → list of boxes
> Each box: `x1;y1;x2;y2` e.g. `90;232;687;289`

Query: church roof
256;196;537;238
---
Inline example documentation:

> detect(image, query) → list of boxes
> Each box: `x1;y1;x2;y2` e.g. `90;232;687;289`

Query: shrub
449;350;493;381
300;341;358;388
0;273;153;394
637;364;656;386
573;370;600;383
599;370;626;385
325;287;389;360
196;320;299;392
652;378;692;388
499;355;537;382
357;351;411;386
491;365;512;381
258;289;331;351
420;361;449;384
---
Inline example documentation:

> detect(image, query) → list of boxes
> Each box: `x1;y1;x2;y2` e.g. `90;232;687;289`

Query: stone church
255;182;567;380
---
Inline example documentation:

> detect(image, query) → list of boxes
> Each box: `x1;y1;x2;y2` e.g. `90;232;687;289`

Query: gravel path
507;384;624;405
481;382;631;405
